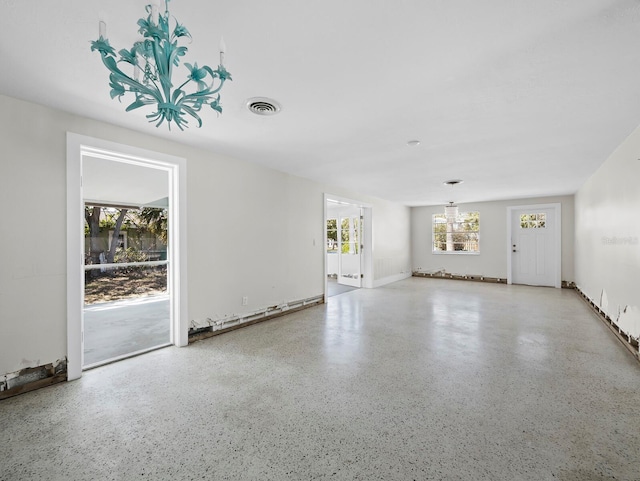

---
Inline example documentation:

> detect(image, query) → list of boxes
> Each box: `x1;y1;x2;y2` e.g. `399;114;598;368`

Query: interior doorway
325;195;372;297
507;203;561;288
67;133;188;380
82;156;171;367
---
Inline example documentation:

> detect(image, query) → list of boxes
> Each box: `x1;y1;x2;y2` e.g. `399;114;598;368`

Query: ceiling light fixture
90;0;232;130
407;140;421;147
443;180;463;220
445;201;459;220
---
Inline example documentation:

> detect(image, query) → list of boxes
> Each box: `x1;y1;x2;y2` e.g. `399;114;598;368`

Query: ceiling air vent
246;97;281;116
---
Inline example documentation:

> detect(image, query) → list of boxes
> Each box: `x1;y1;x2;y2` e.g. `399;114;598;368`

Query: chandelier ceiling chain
90;0;232;130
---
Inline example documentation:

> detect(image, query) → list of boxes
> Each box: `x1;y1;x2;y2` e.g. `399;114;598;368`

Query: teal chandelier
91;0;232;130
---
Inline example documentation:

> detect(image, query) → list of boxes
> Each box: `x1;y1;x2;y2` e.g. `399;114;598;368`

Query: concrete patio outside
83;295;170;366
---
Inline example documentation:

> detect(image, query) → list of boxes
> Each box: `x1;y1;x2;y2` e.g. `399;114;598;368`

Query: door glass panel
327;219;338;253
339;216;361;284
341;217;360;254
520;213;547;228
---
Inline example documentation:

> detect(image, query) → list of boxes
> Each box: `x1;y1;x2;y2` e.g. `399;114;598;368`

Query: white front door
510;205;560;287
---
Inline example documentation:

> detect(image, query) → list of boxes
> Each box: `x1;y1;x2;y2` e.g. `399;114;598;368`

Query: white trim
432;251;480;256
66;137;84;381
506;203;561;288
84;260;168;270
66;133;188;381
362;206;373;288
373;272;412;288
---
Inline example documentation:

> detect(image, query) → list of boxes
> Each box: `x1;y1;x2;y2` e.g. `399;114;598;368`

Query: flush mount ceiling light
407;140;421;147
91;0;232;130
246;98;281;116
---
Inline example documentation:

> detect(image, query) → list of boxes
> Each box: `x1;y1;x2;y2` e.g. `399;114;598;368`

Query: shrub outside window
433;211;479;253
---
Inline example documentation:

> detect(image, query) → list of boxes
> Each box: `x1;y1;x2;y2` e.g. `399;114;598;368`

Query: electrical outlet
242;296;248;306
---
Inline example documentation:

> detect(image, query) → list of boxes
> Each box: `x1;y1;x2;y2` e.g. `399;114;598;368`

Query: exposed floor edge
0;361;68;400
412;272;575;289
189;295;325;343
574;286;640;363
83;342;173;371
413;271;508;284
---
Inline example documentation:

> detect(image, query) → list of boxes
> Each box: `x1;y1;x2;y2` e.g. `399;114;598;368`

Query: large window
433;211;480;253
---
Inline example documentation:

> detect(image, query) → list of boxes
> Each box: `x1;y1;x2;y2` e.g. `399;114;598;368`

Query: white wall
0;95;411;376
411;195;575;282
575;124;640;340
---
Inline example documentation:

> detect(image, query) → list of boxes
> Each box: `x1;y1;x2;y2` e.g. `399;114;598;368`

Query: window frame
432;211;480;255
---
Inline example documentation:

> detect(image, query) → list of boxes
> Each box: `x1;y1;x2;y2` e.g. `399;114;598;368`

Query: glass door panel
338;215;361;287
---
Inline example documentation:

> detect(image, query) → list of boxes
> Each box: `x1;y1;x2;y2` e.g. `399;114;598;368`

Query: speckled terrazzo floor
2;278;639;481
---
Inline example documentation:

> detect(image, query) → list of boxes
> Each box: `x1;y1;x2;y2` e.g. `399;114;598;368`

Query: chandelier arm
174;78;192;94
124;93;157;112
195;65;227;96
150;41;172;104
206;78;226;96
178;105;203;127
112;67;162;104
172;67;225;108
179;88;219;108
96;49;163;104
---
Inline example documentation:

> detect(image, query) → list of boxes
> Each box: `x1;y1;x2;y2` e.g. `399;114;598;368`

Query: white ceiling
2;0;640;206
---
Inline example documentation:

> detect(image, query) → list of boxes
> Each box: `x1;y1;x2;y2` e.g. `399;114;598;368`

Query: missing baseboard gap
188;294;325;343
412;271;506;284
574;286;640;363
412;271;576;289
0;358;67;400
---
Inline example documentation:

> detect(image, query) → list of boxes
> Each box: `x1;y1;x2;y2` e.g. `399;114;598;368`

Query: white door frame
506;203;561;288
324;194;373;296
66;133;188;381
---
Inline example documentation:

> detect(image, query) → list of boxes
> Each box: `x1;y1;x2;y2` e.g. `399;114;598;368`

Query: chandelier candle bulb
99;20;106;39
219;36;226;66
151;5;159;25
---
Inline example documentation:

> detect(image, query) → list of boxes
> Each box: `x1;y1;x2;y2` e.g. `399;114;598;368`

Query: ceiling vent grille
246;97;281;116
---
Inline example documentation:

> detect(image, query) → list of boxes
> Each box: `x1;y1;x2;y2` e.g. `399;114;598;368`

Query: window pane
520;212;546;229
326;219;338;253
432;211;479;253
